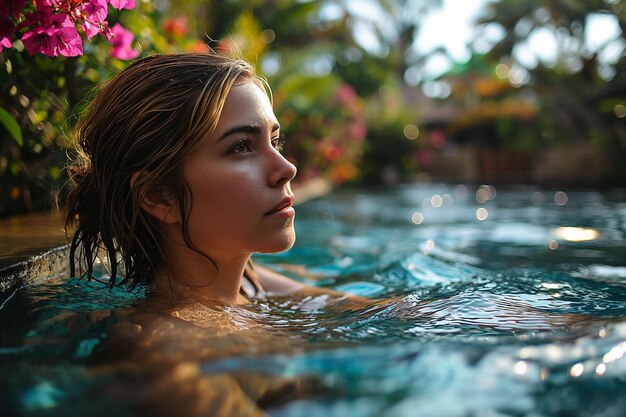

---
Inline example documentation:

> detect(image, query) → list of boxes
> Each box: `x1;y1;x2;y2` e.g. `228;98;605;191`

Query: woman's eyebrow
216;123;280;142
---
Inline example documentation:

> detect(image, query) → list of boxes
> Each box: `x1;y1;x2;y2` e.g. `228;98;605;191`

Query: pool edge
0;244;71;293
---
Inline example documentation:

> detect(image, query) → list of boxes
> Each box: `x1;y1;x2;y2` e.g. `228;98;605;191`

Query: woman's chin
258;231;296;254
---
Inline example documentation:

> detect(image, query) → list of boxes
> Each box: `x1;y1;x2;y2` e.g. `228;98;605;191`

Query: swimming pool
1;183;625;416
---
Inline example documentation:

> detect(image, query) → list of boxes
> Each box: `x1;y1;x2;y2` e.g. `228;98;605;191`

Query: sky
414;0;487;72
341;0;489;79
343;0;624;81
415;0;622;79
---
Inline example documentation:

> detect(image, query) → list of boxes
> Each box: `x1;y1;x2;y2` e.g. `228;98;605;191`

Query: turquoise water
1;183;626;416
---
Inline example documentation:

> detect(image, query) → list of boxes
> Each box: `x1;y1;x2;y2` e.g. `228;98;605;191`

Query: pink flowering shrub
0;1;191;216
274;82;366;184
108;22;137;59
1;0;137;59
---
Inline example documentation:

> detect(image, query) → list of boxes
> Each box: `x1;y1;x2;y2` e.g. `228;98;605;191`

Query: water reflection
554;226;599;242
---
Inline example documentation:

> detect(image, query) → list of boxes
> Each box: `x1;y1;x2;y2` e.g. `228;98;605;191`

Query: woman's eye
230;139;253;154
272;134;285;151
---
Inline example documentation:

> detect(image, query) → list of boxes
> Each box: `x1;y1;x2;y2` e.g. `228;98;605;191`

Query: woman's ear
130;171;181;224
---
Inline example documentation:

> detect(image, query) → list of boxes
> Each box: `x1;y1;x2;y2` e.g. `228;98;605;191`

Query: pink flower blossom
56;26;83;56
4;0;135;57
34;0;56;12
22;13;83;57
82;0;109;22
108;0;136;10
36;0;54;6
109;23;138;60
77;0;109;39
18;5;55;31
0;20;15;52
22;26;83;57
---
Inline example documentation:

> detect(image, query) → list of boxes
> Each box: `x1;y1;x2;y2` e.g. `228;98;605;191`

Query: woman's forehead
216;82;277;128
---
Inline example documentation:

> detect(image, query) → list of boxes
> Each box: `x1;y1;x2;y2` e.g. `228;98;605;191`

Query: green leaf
0;107;23;147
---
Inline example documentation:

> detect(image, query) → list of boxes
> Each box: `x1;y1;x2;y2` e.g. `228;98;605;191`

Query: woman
65;52;320;306
65;52;361;416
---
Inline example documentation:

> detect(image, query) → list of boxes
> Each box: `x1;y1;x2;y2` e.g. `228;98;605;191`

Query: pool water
1;183;626;416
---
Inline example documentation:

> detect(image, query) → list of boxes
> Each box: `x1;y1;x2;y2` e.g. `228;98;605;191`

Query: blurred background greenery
0;0;624;217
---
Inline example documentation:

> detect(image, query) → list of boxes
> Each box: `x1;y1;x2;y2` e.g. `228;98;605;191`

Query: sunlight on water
555;226;599;242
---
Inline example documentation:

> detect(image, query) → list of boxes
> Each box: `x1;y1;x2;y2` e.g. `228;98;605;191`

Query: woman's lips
265;196;295;218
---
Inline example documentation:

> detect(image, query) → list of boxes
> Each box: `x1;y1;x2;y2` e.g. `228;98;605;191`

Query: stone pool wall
0;211;69;294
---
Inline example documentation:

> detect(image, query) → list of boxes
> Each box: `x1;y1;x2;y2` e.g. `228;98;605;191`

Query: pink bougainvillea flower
18;4;57;31
0;20;15;52
33;0;56;12
80;19;100;40
101;21;112;40
22;13;83;57
54;25;83;56
22;25;83;57
22;28;58;56
109;23;138;60
108;0;136;10
78;0;109;39
47;9;75;29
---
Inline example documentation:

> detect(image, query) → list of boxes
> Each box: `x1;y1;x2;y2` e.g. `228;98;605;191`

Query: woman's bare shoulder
255;263;386;311
254;263;305;294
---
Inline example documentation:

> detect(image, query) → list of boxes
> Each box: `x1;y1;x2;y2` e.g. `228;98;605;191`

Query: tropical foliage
0;0;141;215
472;0;625;168
0;0;624;216
0;1;207;216
1;0;138;58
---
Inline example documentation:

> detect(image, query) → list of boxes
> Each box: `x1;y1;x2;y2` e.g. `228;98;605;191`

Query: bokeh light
554;191;568;206
411;212;424;225
403;124;420;140
423;239;435;255
569;363;584;378
475;185;496;203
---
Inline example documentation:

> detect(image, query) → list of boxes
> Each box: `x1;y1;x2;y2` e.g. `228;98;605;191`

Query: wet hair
65;52;261;289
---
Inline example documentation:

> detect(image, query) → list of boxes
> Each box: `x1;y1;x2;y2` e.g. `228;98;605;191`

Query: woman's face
180;80;297;260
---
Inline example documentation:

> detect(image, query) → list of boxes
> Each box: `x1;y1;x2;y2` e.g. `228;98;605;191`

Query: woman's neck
154;248;251;305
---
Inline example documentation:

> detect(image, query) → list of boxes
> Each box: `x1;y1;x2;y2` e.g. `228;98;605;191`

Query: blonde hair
66;52;259;288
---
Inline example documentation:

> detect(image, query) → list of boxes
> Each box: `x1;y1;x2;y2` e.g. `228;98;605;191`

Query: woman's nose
269;150;297;187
